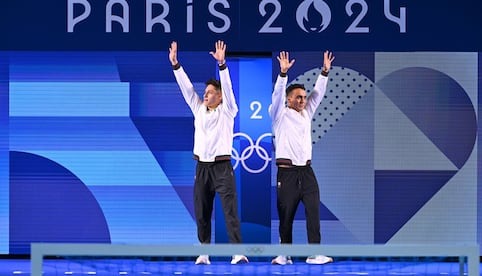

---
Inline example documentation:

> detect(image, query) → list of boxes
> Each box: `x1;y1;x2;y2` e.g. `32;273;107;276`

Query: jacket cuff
172;63;181;70
218;63;227;70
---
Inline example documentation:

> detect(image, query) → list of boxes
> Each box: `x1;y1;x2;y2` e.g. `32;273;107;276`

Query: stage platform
1;257;479;275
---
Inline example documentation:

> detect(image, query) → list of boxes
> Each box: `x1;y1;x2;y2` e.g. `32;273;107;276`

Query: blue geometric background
1;51;479;254
287;52;478;245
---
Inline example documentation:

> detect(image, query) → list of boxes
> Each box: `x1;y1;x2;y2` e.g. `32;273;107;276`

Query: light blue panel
29;151;171;186
312;86;375;244
10;82;129;116
90;186;198;244
10;117;149;151
321;221;365;244
374;89;458;171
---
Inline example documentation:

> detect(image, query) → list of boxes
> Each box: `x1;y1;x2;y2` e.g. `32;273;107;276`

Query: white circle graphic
232;132;272;173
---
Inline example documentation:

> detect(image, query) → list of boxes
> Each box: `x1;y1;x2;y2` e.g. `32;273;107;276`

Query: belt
276;158;311;168
193;155;231;162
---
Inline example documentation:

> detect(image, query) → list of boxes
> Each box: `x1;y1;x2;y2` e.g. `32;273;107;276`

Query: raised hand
169;41;178;66
323;51;335;72
209;40;226;65
277;51;295;74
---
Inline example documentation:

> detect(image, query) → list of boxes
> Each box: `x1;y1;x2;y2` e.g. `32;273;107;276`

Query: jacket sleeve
306;74;328;118
269;74;288;123
219;65;238;117
173;66;203;114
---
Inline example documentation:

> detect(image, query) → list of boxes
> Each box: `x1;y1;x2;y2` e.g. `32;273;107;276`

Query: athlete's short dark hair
286;83;305;96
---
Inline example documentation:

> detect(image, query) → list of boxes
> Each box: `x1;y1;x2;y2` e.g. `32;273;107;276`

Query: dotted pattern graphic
289;66;374;144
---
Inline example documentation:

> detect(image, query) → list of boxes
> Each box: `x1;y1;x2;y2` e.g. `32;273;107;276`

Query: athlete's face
203;84;222;109
287;88;307;112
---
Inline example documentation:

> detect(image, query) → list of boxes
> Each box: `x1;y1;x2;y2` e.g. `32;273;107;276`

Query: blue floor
0;257;477;275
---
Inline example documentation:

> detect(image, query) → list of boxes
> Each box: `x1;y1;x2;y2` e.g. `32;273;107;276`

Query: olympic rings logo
232;132;272;174
245;246;266;254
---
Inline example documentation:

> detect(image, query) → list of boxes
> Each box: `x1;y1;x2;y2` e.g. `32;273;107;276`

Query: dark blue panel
374;170;456;244
131;117;194;151
116;52;216;83
10;117;150;151
273;52;375;83
9;151;110;254
0;81;7;133
240;168;271;220
3;1;482;51
9;52;120;81
0;53;7;82
170;186;195;221
377;67;477;169
129;82;195;118
115;52;169;82
215;58;273;243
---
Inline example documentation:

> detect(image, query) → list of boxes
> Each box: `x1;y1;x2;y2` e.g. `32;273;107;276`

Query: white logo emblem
296;0;331;33
232;132;272;174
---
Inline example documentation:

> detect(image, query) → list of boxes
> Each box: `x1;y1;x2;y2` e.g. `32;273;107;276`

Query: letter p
68;0;91;32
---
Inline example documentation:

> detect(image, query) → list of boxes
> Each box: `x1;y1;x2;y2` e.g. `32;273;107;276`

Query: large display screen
1;51;478;254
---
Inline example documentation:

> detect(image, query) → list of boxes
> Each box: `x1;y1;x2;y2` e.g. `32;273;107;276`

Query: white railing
31;243;479;275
